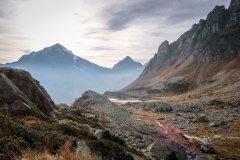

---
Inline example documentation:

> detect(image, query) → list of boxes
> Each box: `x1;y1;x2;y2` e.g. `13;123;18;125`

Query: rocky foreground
0;68;147;160
0;67;240;160
75;91;240;160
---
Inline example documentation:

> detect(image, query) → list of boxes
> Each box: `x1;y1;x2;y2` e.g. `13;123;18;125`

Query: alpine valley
0;1;240;160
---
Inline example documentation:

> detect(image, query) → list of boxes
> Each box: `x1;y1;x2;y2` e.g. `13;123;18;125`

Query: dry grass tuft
98;110;106;126
21;141;94;160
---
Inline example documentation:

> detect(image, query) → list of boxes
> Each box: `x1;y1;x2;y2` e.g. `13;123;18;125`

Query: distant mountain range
110;0;240;103
8;43;108;72
1;44;144;103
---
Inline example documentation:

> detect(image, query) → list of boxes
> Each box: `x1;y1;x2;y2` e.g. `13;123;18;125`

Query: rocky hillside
0;68;147;160
124;0;240;102
74;91;187;160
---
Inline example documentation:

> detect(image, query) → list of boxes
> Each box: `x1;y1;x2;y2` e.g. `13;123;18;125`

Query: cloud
103;0;230;31
96;36;110;41
0;0;231;67
91;46;115;51
0;10;5;17
0;26;6;33
0;0;19;20
82;31;98;36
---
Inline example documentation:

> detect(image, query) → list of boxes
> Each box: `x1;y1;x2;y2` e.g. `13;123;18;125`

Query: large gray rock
195;154;216;160
73;90;111;108
75;140;91;156
0;68;55;117
147;140;175;160
147;139;187;160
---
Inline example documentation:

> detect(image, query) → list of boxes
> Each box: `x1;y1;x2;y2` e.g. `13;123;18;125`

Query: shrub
22;142;95;160
209;99;224;106
99;110;106;126
101;130;125;146
0;136;28;160
87;140;134;160
58;141;79;160
195;115;209;123
11;123;66;153
57;123;96;140
154;103;173;113
166;82;190;93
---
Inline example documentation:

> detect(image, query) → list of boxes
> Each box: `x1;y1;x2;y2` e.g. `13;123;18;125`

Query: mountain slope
124;0;240;103
112;56;143;72
0;68;146;160
2;44;143;103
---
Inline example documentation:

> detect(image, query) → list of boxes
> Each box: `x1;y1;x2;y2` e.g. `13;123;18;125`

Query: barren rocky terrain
74;91;240;159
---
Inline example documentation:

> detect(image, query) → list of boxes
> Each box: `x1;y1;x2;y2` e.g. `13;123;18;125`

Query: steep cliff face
0;68;55;117
141;40;170;76
142;1;240;77
125;0;240;99
228;0;240;26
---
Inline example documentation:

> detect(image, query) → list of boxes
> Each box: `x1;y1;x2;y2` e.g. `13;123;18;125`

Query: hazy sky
0;0;230;67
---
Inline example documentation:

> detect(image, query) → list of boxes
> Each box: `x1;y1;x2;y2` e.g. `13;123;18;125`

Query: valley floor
105;97;240;159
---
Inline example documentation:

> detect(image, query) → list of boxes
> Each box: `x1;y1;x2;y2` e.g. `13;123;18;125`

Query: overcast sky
0;0;230;67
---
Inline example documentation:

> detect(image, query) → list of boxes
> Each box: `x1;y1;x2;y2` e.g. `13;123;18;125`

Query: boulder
147;140;176;160
195;154;216;160
0;68;55;117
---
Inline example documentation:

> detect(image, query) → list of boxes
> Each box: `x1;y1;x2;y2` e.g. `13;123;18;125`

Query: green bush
154;103;173;113
87;140;134;160
0;136;28;160
209;99;224;106
11;123;66;153
57;123;96;140
195;115;209;123
101;130;125;146
166;82;190;92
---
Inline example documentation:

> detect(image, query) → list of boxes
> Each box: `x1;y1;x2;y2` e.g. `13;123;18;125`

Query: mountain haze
2;44;143;103
8;43;107;72
112;56;143;72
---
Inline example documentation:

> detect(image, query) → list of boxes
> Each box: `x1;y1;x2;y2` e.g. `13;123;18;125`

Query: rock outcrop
73;90;110;108
125;0;240;98
0;68;54;117
142;0;240;76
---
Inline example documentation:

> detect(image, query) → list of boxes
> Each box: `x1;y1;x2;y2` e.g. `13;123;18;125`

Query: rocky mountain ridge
141;0;240;77
123;0;240;101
